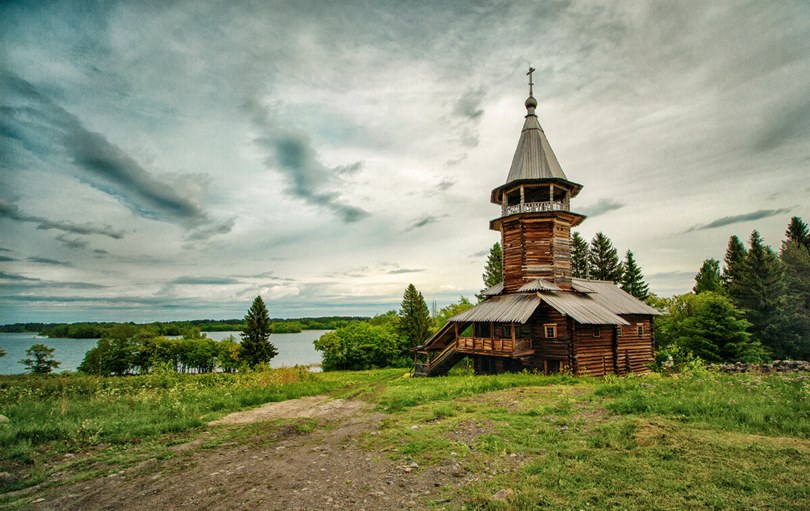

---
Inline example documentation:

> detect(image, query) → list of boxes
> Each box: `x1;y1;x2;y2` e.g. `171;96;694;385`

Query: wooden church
414;69;659;377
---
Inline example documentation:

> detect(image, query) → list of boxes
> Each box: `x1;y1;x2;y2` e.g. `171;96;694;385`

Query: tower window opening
593;326;602;337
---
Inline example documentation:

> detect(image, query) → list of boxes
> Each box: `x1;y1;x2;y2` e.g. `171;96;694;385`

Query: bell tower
490;68;586;292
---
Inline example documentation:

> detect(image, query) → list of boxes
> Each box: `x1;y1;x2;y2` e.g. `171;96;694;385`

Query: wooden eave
490;177;583;205
490;209;586;231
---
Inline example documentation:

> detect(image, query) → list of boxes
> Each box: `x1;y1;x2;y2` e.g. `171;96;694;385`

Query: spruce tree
722;235;746;293
734;231;785;357
589;232;623;282
479;243;503;294
399;284;431;348
20;344;61;374
785;216;810;251
239;296;278;367
693;258;723;294
780;241;810;360
571;231;589;279
620;250;649;300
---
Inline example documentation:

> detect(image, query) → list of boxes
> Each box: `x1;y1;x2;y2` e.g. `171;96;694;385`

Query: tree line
656;217;810;364
7;296;283;375
0;316;367;338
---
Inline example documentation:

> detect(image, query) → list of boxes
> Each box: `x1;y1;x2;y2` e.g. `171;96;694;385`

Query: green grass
0;367;401;492
1;366;809;510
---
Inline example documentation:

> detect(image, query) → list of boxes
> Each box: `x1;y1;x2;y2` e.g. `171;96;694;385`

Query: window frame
593;325;602;337
544;323;557;339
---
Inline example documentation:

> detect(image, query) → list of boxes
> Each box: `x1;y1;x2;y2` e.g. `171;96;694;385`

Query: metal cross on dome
527;66;536;96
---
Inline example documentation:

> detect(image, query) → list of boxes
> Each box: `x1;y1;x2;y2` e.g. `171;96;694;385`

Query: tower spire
525;65;537;112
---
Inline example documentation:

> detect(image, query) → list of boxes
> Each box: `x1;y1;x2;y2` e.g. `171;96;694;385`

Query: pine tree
620;250;649;300
399;284;432;349
722;235;746;293
571;231;589;279
733;231;785;357
589;232;623;282
780;241;810;360
785;216;810;251
239;296;278;367
20;343;61;374
479;243;503;295
693;258;723;294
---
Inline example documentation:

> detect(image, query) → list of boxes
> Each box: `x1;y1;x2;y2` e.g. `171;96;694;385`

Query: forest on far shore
0;316;368;338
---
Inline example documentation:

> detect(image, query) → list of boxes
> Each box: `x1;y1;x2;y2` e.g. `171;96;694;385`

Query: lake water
0;330;329;374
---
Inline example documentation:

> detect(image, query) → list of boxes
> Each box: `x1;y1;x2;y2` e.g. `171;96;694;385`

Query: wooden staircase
413;340;465;377
413;321;468;377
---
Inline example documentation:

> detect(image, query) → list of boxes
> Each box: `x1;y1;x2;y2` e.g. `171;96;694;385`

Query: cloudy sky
1;1;808;323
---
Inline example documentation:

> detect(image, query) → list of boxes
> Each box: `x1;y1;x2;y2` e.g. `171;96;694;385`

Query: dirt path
36;396;456;511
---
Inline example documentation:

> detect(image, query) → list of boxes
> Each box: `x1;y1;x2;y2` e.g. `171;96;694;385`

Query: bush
314;316;410;371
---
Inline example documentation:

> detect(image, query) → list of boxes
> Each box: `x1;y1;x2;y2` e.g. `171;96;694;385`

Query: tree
399;284;431;348
779;241;810;360
589;232;622;282
20;343;61;374
217;335;242;373
785;216;810;251
571;231;590;279
733;231;786;357
478;242;503;299
693;258;723;294
240;296;278;367
314;320;408;371
722;235;746;293
655;293;765;363
620;250;649;300
434;296;474;330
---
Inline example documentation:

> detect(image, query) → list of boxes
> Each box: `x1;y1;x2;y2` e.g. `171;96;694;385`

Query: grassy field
1;366;808;509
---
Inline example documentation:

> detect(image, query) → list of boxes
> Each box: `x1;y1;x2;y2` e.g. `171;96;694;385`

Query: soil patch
32;397;456;511
209;396;366;425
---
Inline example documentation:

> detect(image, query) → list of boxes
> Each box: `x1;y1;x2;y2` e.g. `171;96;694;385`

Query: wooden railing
431;341;459;368
501;201;567;217
456;337;532;356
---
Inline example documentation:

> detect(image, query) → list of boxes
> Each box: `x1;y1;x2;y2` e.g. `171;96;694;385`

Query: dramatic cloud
0;256;16;262
171;276;241;285
0;271;40;281
687;208;794;232
250;101;369;223
54;235;89;250
0;200;125;239
26;257;73;266
404;215;446;232
578;199;625;218
0;73;215;228
387;268;424;274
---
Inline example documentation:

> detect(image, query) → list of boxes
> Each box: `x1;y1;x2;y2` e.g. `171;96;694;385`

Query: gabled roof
571;279;661;316
480;282;505;297
539;292;629;325
449;293;541;324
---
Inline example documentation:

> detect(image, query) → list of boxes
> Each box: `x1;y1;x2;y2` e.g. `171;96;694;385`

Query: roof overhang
449;293;541;324
490;177;584;204
490;210;586;231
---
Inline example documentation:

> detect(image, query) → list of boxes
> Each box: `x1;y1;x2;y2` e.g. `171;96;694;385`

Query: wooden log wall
573;324;616;377
551;220;573;289
616;314;655;375
502;219;525;292
501;218;573;292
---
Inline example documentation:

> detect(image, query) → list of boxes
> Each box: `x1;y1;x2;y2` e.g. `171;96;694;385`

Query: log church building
415;69;658;377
